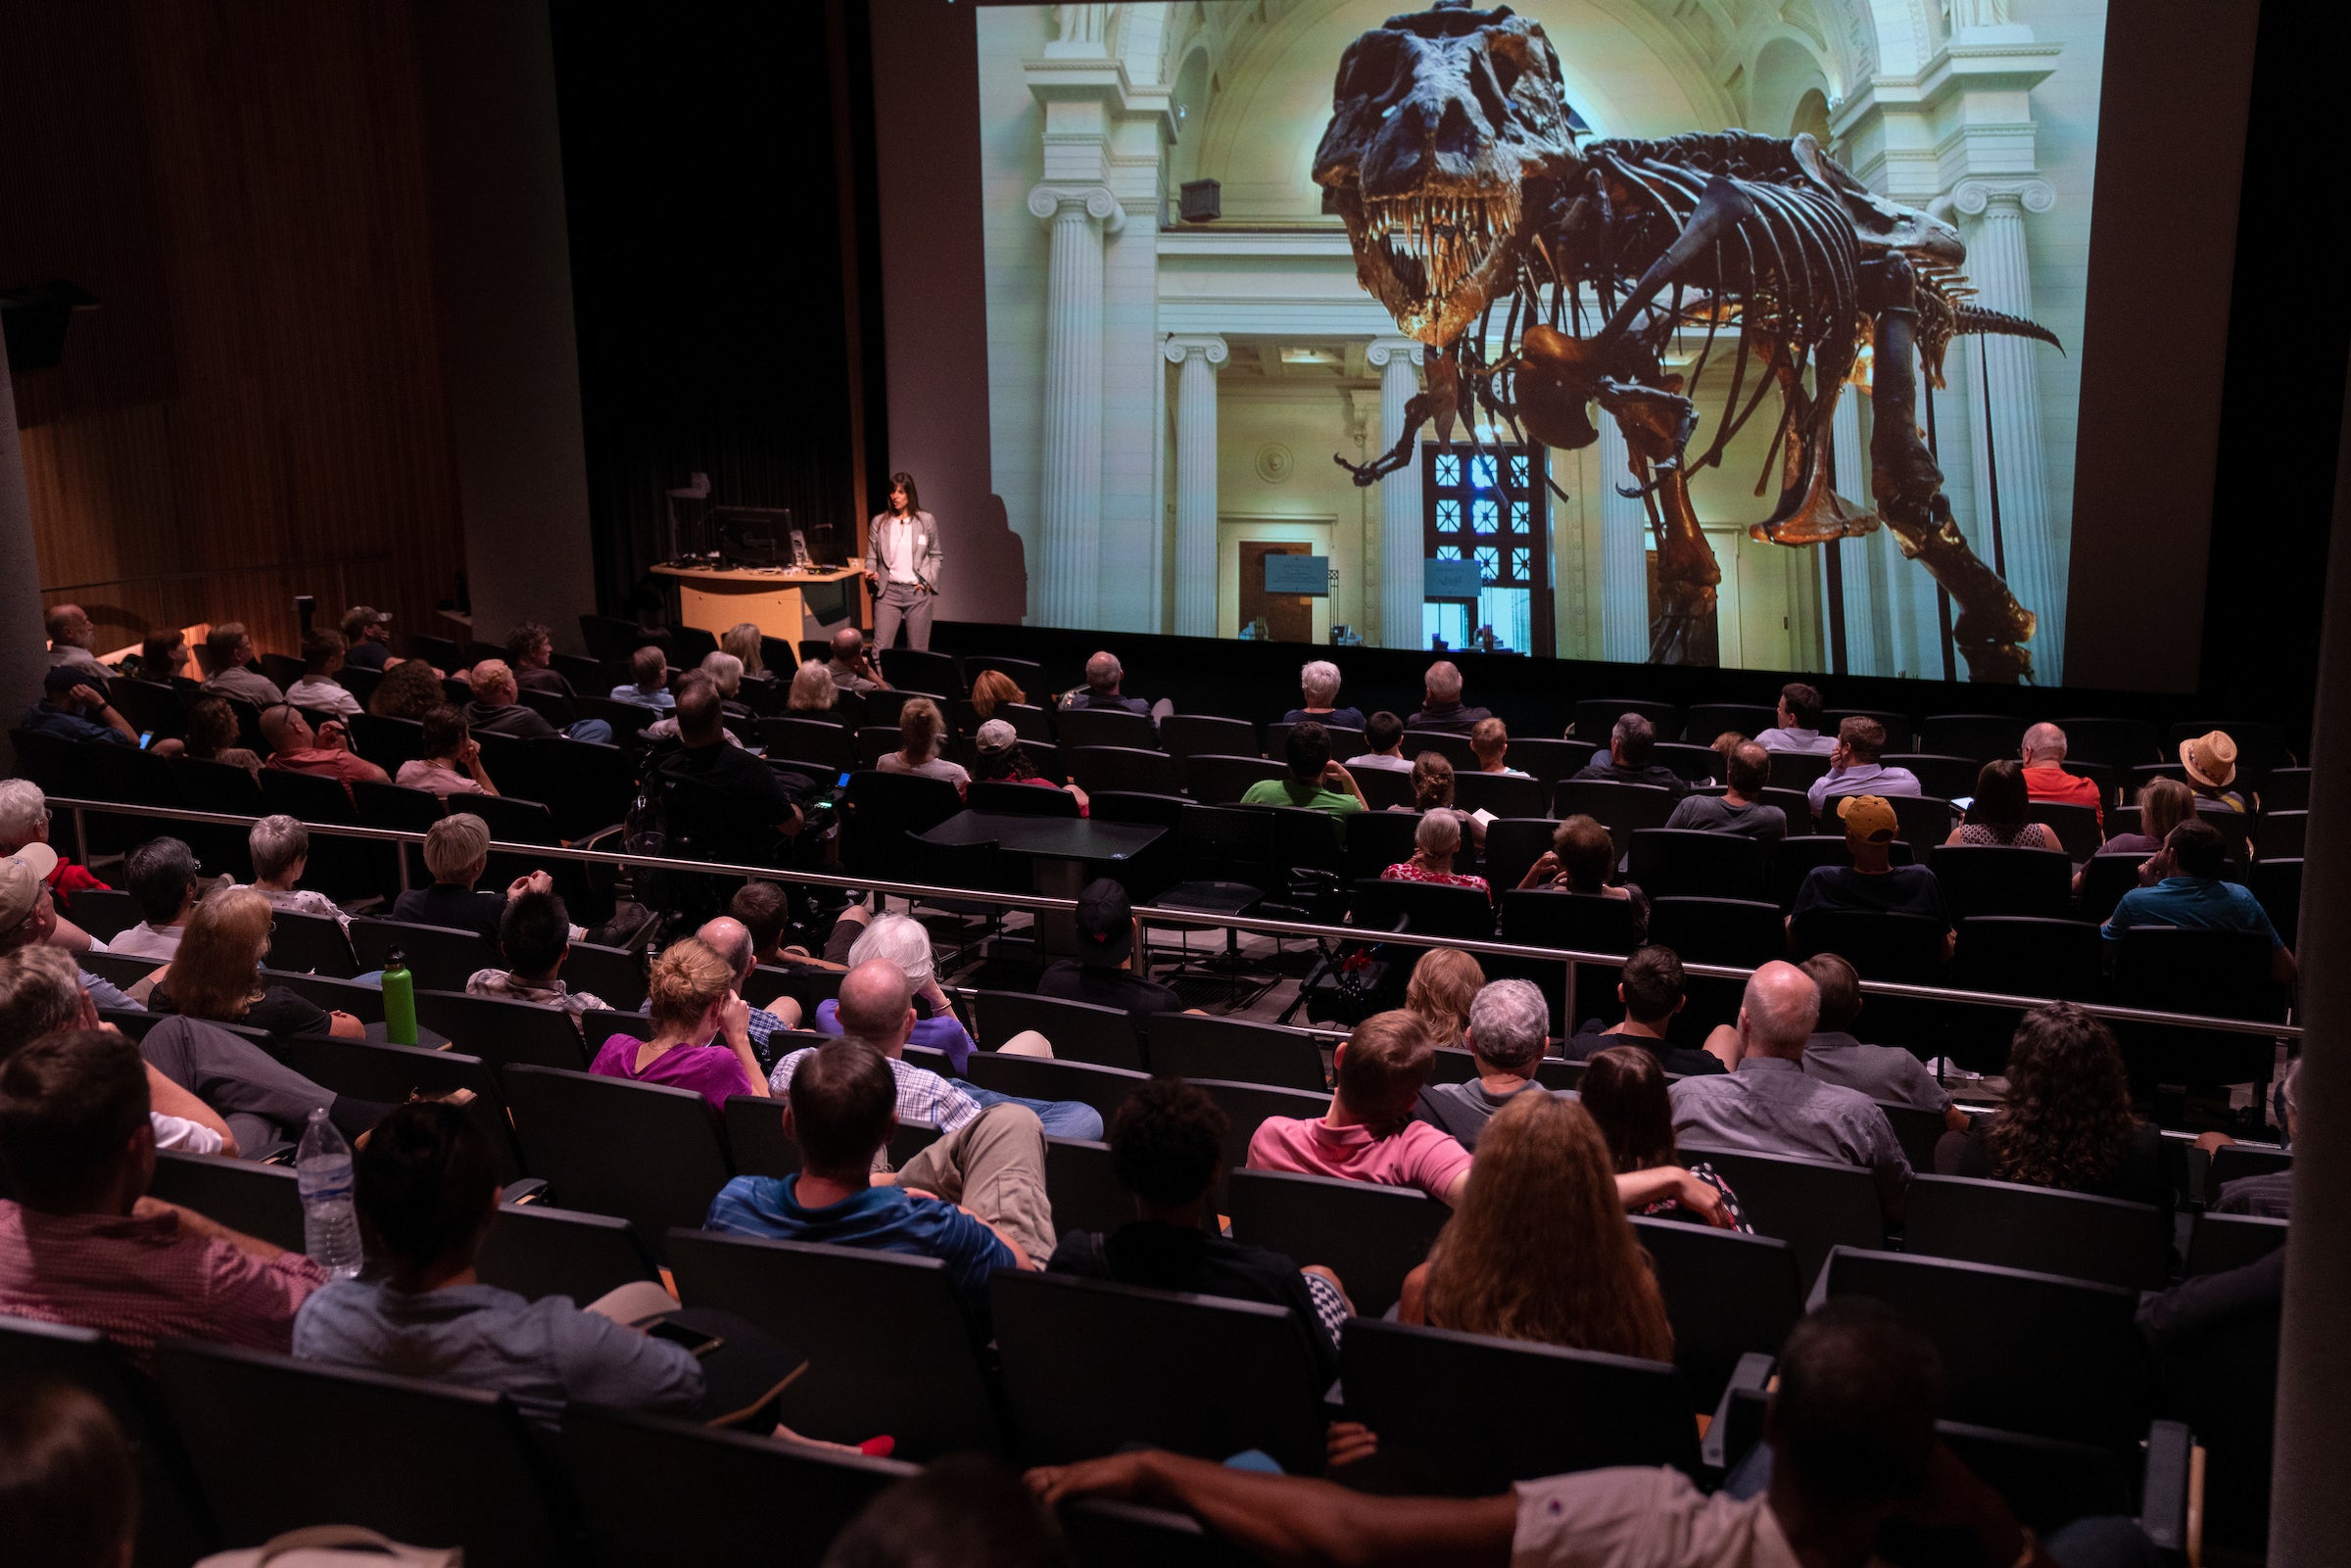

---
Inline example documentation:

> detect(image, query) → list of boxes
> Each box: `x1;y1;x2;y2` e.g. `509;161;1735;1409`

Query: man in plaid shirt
465;889;610;1031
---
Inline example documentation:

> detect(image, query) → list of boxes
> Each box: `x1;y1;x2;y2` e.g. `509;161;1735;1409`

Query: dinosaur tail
1953;304;2064;355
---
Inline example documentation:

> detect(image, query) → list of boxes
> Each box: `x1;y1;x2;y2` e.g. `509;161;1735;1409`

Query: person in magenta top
588;937;767;1111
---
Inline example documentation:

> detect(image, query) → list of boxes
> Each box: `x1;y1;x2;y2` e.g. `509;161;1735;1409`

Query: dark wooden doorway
1237;541;1315;642
1421;444;1554;654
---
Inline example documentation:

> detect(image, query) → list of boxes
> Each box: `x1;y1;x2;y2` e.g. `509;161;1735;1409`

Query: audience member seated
969;668;1025;719
723;622;765;680
878;696;969;795
1344;710;1412;773
1945;759;2061;850
2103;817;2295;982
294;1100;702;1422
462;658;611;744
786;658;848;726
1028;1300;2155;1568
826;626;890;694
0;854;135;1009
709;1037;1046;1322
1796;955;1965;1130
730;880;796;969
111;836;206;961
1669;963;1911;1219
0;1385;139;1568
392;814;524;950
505;621;575;698
647;681;801;846
467;889;610;1027
22;667;137;748
151;887;364;1041
395;703;498;798
1665;739;1786;839
1580;1045;1749;1230
1563;944;1725;1076
1413;978;1549;1149
1059;650;1161;723
43;602;116;686
588;937;767;1110
2019;722;2104;829
261;703;391;796
0;947;236;1157
809;913;984;1070
1755;681;1835;754
1807;716;1922;814
1570;712;1689;797
1402;750;1484;851
366;655;448;719
243;814;350;927
1401;1092;1687;1353
2102;776;2193;859
284;630;362;719
1380;809;1490;899
1468;717;1527;776
0;1028;326;1363
182;694;264;781
0;780;109;900
697;650;754;720
609;643;676;711
1245;1010;1473;1205
2180;729;2254;815
1935;1004;2170;1212
1402;946;1483;1048
2200;1058;2299;1219
1517;814;1651;942
1280;659;1366;732
1050;1078;1345;1387
1406;659;1491;734
340;605;399;672
1789;795;1953;959
973;719;1087;813
662;915;801;1069
129;625;191;684
200;622;284;706
1037;879;1192;1022
1240;720;1365;816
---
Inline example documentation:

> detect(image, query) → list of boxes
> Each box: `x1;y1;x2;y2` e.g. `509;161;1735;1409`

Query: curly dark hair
1983;1003;2139;1193
1107;1078;1229;1210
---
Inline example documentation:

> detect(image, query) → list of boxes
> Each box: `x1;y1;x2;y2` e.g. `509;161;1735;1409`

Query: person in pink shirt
589;937;769;1111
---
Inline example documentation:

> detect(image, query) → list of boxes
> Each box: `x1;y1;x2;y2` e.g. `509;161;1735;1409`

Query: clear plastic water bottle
296;1107;363;1280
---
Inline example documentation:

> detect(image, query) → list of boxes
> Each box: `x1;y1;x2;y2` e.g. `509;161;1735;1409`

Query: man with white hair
1404;660;1492;735
1413;978;1551;1150
1060;651;1167;725
1281;660;1365;732
2020;722;2104;829
1669;961;1911;1218
0;780;110;901
43;603;116;687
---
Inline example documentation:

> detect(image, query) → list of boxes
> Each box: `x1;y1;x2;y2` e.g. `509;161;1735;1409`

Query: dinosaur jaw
1341;183;1521;347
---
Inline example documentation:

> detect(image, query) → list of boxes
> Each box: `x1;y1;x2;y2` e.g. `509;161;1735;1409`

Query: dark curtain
548;0;861;622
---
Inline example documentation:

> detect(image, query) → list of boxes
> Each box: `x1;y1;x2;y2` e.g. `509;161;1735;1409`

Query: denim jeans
567;718;613;745
962;1082;1104;1141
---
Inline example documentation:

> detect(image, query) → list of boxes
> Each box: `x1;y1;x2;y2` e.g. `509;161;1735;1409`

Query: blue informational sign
1263;553;1331;596
1424;558;1485;599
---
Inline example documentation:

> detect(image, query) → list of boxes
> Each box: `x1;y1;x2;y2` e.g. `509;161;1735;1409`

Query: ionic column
0;326;46;773
1367;337;1425;649
1164;334;1225;639
1953;178;2061;682
1596;416;1650;664
1028;183;1124;629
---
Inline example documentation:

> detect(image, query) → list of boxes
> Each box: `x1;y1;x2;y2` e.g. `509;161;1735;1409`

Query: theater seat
1630;1217;1803;1411
502;1066;736;1259
475;1202;665;1305
1903;1174;2172;1290
1222;1166;1445;1318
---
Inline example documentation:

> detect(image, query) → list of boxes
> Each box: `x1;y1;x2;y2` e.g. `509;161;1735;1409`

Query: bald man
1670;961;1912;1219
676;915;802;1069
2020;723;2104;829
43;603;115;687
826;627;888;694
1059;651;1155;722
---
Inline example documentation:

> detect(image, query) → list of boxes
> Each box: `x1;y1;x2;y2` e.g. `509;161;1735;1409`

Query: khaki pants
893;1102;1055;1263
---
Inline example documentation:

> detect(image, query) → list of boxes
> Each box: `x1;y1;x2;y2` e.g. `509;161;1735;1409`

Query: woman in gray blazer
864;470;944;652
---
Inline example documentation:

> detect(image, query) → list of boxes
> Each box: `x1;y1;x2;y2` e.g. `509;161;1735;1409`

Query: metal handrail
50;794;2301;1042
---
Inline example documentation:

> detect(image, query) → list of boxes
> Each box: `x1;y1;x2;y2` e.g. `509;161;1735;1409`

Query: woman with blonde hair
1402;1092;1675;1361
787;659;846;725
152;885;364;1040
588;937;767;1110
722;622;765;679
878;696;969;795
1403;946;1483;1045
2104;775;2194;858
970;668;1027;721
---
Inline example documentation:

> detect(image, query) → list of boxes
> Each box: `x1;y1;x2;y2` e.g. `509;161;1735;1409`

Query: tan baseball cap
0;844;59;927
1837;793;1898;842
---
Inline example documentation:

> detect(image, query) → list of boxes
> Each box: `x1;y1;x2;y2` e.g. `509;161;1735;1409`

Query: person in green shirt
1239;721;1367;816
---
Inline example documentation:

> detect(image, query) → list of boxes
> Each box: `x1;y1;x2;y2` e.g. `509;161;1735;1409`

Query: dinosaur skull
1313;3;1578;346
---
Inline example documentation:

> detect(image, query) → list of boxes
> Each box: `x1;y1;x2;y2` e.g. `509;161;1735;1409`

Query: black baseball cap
1074;878;1134;967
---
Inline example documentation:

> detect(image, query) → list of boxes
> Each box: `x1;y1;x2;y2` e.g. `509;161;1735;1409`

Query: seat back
349;917;494;990
1182;752;1285;805
1551;779;1677;837
1678;1143;1884;1286
1223;1166;1446;1317
500;1066;734;1258
2208;1142;2291;1186
1883;752;1980;803
664;1229;1004;1457
1399;730;1476;769
1187;1079;1332;1170
840;770;963;879
2074;851;2145;925
413;989;589;1070
1919;713;2030;764
2110;927;2280;1087
1904;1175;2172;1289
1571;697;1680;743
66;886;144;942
758;716;857;773
1627;829;1768;901
1451;770;1546;818
963;1053;1151;1123
148;1152;304;1252
1949;917;2102;1003
259;765;357;824
2027;800;2105;861
1159;714;1258;760
1070;744;1184;797
2183;1212;2289;1276
1507;736;1592;784
1630;1217;1803;1410
1500;889;1641;954
1646;897;1784;967
272;1035;519;1182
1054;707;1158;750
561;941;648;1013
1339;808;1422;884
1764;751;1832;790
152;1338;569;1568
972;990;1145;1071
1143;1013;1326;1092
1479;816;1556;895
1173;803;1277;887
1354;878;1493;939
1042;1137;1130;1238
1928;844;2073;920
967;779;1080;817
2256;809;2307;860
1788;910;1948;984
1683;702;1777;741
475;1202;664;1304
990;1270;1326;1473
1885;792;1958;846
2048;717;2160;772
880;647;964;697
1340;1317;1700;1493
1651;741;1722;784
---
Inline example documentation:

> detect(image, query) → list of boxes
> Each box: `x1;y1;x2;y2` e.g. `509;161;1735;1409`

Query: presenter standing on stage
864;471;943;652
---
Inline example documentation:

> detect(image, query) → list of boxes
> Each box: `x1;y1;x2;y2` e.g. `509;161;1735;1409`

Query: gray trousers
140;1016;391;1152
874;582;934;652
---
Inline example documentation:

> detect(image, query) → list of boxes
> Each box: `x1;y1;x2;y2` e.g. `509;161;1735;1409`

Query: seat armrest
1703;1352;1776;1472
501;1178;551;1206
248;1141;298;1166
2137;1418;2194;1564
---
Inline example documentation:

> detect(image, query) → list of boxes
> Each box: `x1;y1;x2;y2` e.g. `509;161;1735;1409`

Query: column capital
1367;336;1425;368
1948;177;2055;217
1163;333;1227;368
1027;183;1126;233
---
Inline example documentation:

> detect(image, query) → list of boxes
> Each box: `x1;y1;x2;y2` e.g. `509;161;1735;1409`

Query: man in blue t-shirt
2104;818;2295;983
705;1037;1040;1323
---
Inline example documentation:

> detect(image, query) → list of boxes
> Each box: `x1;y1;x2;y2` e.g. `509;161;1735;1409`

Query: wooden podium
651;564;863;661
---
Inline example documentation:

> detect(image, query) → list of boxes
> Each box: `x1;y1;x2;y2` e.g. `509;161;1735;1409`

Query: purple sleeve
913;1014;977;1074
671;1047;761;1110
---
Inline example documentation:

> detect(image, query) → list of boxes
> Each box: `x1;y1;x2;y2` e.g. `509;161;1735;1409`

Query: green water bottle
382;949;417;1046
